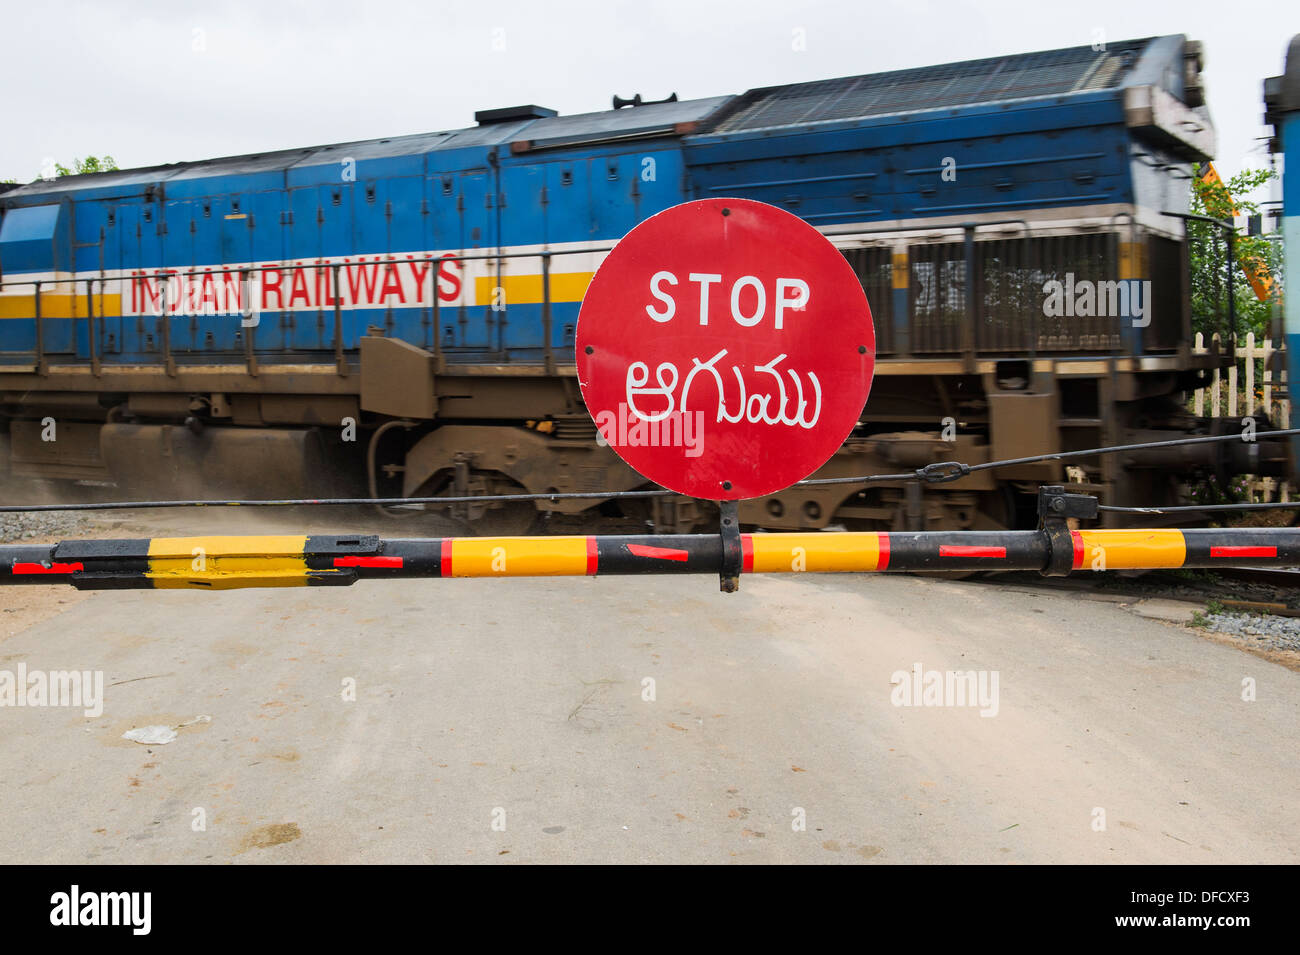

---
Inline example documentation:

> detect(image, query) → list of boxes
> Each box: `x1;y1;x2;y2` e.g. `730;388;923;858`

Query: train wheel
410;472;539;537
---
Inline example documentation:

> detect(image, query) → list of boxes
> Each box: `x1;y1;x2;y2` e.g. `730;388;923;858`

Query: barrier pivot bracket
1038;485;1097;577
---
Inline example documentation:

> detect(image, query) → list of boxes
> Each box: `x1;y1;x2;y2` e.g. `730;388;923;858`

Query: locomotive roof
700;37;1156;134
4;34;1187;199
2;93;733;198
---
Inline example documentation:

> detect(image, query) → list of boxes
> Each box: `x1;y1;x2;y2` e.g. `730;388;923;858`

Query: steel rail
1100;501;1300;514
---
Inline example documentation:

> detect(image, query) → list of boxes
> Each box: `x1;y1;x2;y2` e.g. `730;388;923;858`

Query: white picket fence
1191;332;1291;501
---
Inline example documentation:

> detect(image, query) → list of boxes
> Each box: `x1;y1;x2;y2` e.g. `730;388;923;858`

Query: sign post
576;197;876;589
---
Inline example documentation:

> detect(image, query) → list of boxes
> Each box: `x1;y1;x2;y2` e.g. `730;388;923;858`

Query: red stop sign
576;198;875;500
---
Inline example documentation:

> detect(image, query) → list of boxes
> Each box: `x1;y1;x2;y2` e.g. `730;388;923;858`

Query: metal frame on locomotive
0;34;1288;534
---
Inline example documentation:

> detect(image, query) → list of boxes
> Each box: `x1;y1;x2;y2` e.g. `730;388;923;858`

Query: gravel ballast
1201;611;1300;652
0;513;93;544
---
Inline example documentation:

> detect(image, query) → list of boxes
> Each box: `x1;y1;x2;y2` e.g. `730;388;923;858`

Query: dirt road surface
2;546;1296;864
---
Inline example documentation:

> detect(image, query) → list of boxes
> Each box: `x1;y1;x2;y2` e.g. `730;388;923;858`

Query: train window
332;189;341;206
231;199;240;213
442;178;453;196
143;208;152;223
106;211;115;226
561;169;573;186
203;202;211;217
365;184;375;203
0;204;63;273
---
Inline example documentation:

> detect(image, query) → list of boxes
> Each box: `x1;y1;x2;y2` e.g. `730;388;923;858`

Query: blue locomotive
0;34;1284;532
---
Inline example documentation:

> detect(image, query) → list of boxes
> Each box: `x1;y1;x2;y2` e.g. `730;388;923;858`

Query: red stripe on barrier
333;556;403;569
878;533;890;571
440;539;453;577
939;545;1006;559
1071;530;1084;570
12;561;84;575
1210;545;1277;559
742;535;754;574
586;537;599;576
627;544;689;562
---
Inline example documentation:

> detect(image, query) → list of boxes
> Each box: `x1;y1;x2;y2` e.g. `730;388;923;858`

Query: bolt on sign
576;198;875;500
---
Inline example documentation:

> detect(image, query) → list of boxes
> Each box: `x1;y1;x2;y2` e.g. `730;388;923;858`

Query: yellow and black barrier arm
2;490;1296;592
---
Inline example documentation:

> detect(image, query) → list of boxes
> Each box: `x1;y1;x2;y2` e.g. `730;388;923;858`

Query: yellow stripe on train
145;535;311;589
0;293;122;319
472;272;594;306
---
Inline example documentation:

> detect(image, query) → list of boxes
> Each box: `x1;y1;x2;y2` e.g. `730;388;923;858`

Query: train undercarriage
1;339;1288;536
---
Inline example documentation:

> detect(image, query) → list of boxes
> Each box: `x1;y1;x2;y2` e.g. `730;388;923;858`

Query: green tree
54;155;119;177
1187;165;1282;339
2;155;120;184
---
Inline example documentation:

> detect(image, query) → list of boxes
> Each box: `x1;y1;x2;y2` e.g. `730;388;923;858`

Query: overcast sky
3;0;1296;192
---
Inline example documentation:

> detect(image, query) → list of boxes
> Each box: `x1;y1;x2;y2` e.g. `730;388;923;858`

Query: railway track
973;565;1298;605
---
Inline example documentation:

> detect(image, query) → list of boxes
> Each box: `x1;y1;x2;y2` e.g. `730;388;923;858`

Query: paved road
1;567;1296;863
